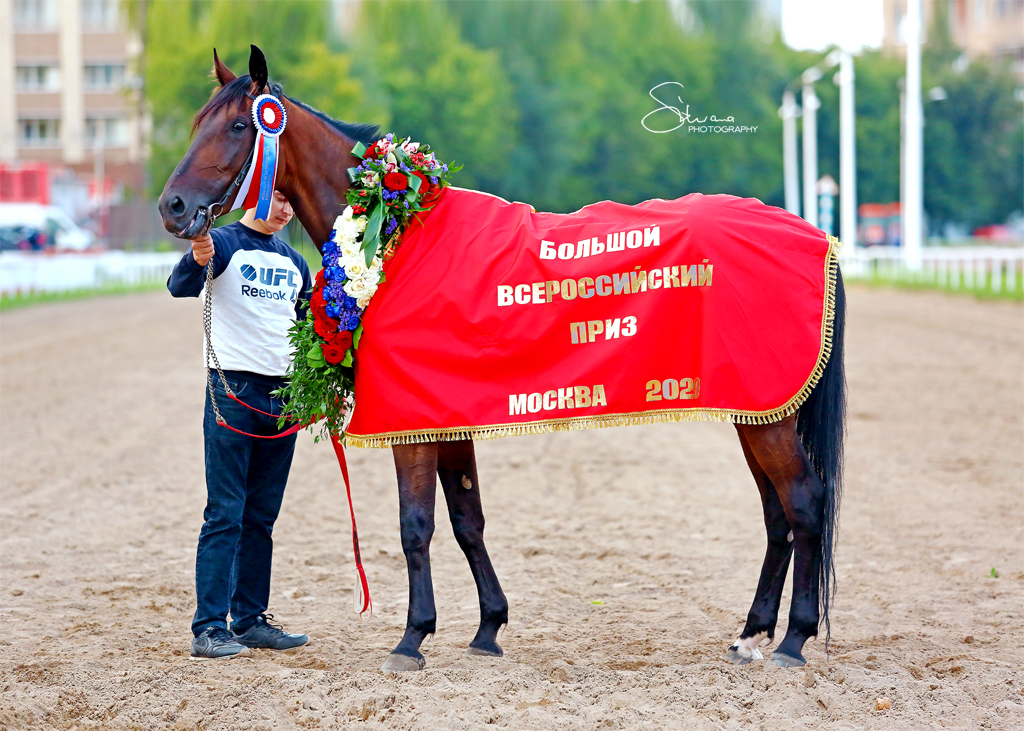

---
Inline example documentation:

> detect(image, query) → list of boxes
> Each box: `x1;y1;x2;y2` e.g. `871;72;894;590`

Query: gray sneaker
232;614;308;650
190;627;252;660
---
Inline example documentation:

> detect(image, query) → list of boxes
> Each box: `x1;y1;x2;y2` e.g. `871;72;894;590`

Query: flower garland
278;134;459;438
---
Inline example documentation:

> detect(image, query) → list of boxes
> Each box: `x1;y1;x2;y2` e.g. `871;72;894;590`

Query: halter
207;84;285;221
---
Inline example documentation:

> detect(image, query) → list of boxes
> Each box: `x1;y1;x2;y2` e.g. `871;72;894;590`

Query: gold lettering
664;266;680;288
592;384;607;407
558;387;575;409
578;277;596;298
545;280;560;302
595;275;612;296
613;272;630;295
681;265;698;286
560;278;578;300
574;386;592;408
605;318;621;339
543;390;557;410
587;320;604;343
630;268;647;293
531;282;545;303
648;269;662;289
699;261;713;286
570;322;587;344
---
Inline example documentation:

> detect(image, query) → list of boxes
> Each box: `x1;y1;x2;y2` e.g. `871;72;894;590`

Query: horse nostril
170;196;186;216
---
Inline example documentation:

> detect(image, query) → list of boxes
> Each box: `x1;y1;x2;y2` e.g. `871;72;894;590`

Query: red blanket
344;187;840;447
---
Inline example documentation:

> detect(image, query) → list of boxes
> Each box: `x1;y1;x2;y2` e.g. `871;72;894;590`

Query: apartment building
883;0;1024;76
0;0;145;200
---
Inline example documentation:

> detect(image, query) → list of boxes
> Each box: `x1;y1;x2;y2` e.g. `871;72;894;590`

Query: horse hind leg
737;416;827;668
725;427;794;665
437;439;509;657
382;442;440;673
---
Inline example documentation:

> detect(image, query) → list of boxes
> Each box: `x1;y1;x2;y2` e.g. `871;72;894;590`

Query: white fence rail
842;246;1024;294
0;251;184;296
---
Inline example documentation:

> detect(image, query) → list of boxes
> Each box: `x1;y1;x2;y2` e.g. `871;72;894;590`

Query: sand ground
1;284;1021;730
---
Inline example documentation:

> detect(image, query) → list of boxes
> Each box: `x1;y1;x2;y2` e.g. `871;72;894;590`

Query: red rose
332;330;353;349
322;343;346;365
364;141;380;159
384;172;408;191
411;171;431;197
313;315;335;339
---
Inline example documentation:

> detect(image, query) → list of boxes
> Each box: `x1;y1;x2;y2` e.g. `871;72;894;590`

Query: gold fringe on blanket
344;236;842;449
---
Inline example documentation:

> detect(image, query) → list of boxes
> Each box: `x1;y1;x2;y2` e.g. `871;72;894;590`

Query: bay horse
158;46;846;672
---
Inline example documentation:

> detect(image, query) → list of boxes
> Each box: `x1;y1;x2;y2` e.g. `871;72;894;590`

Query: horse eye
232;121;246;131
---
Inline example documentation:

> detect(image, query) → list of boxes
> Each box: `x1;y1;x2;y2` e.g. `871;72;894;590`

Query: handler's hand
191;234;214;267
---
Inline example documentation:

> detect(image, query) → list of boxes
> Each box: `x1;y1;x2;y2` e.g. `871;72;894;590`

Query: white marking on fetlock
730;632;768;661
461;475;473;489
787;531;794;542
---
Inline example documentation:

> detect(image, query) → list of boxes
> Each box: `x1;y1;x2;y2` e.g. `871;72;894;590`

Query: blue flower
322;240;338;256
343;295;358;310
441;164;449;173
322;253;338;268
325;304;343;319
327;283;347;302
384;217;399;234
343;312;361;330
324;266;343;282
429;176;438;185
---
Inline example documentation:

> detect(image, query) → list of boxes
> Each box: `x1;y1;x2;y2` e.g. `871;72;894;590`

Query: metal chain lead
203;257;233;426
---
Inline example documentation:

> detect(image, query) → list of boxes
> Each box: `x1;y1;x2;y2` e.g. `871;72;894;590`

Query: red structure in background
0;163;51;205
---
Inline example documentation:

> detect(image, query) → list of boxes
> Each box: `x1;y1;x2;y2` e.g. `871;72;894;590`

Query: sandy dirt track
1;284;1022;730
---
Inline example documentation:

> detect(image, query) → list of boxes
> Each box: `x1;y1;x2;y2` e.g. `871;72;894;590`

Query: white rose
360;271;381;290
356;293;374;310
343;258;368;279
339;219;360;241
340;241;361;260
355;217;367;233
367;256;382;272
344;277;370;298
341;206;353;221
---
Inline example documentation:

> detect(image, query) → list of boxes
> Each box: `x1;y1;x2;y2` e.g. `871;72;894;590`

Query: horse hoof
465;645;503;658
381;653;426;673
771;651;806;668
724;647;757;665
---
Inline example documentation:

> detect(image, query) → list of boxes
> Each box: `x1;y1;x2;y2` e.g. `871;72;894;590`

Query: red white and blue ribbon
230;94;287;220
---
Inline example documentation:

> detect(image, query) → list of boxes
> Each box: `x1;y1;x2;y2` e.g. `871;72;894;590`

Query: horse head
157;45;276;239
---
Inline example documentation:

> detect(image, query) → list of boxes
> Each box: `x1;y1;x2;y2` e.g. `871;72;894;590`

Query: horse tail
796;266;846;652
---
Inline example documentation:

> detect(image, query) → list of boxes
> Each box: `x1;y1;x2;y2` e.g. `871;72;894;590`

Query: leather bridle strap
207;85;282;220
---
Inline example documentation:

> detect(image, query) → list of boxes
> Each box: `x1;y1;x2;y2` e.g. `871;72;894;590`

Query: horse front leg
382;441;439;672
737;417;826;668
437;439;508;657
725;427;793;665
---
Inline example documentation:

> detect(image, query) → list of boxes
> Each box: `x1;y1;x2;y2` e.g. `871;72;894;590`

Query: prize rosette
252;94;287;137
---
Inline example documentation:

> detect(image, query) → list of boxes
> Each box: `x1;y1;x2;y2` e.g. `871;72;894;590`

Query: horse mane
191;74;380;145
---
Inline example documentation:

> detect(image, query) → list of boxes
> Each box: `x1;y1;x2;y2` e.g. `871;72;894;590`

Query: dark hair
192;75;379;145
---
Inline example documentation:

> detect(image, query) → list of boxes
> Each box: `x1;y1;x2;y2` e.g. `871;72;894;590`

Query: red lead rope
214;392;372;617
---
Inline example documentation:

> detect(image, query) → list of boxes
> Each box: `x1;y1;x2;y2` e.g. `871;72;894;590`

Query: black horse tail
796;267;846;653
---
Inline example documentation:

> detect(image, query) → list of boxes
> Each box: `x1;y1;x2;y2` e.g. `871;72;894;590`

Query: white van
0;203;96;251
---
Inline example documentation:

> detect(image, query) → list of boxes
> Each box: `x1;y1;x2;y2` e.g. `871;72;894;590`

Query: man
168;190;312;659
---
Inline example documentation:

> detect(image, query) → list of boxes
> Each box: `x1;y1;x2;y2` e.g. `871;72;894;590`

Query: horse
158;45;846;672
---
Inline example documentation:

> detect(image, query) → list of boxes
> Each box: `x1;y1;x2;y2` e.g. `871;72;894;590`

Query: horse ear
248;44;269;95
212;48;236;87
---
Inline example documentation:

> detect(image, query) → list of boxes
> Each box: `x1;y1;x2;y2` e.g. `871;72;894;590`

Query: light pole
802;67;822;228
779;90;801;217
837;51;856;251
903;0;924;271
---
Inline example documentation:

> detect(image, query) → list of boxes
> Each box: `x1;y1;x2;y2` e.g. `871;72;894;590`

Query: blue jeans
193;370;297;636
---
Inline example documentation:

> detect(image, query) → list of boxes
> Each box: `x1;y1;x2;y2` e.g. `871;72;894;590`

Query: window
16;65;61;92
85;117;128;146
82;0;119;31
84;65;125;90
18;119;61;147
13;0;56;29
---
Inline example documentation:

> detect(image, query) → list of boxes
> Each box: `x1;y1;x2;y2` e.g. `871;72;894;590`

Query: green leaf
362;201;384;266
352;322;364;348
341;350;353;367
407;174;421;193
347;167;361;184
351;141;367;159
393;145;411;164
307;344;323;359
